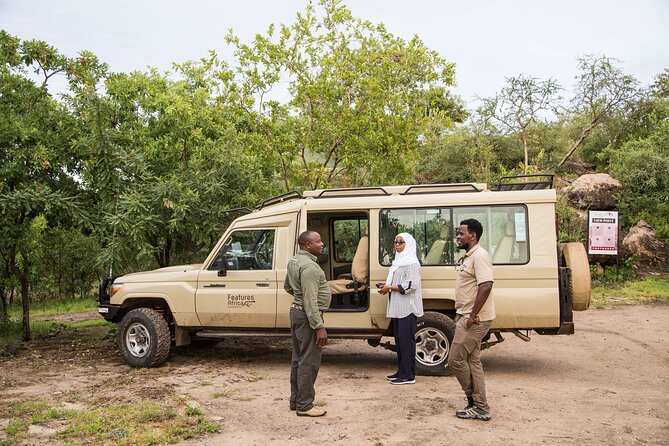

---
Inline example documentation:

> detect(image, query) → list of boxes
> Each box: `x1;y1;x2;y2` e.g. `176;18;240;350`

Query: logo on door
227;294;256;308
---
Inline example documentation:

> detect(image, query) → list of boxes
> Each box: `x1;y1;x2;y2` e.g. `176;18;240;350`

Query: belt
290;303;324;316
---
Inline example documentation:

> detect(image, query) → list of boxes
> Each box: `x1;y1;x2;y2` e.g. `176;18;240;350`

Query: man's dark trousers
290;307;322;411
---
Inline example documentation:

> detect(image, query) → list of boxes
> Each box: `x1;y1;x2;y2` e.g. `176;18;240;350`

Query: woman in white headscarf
378;232;424;384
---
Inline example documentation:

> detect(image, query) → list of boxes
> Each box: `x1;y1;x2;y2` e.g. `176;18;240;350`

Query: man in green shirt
284;231;332;417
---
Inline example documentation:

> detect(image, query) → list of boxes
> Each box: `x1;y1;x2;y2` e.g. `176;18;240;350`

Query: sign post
588;210;620;279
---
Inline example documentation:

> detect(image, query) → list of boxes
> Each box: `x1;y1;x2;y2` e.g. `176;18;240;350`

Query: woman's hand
378;284;392;295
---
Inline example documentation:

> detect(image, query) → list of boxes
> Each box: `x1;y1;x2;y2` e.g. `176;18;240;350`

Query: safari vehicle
98;174;591;374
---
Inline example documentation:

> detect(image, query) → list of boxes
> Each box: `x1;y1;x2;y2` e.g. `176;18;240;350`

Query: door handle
204;284;226;288
256;283;270;287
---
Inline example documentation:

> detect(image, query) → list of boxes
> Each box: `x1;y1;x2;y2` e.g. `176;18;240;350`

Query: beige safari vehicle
99;174;591;374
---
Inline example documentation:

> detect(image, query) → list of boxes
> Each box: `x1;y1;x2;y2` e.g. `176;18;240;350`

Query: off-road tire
118;308;171;367
415;311;456;376
562;242;592;311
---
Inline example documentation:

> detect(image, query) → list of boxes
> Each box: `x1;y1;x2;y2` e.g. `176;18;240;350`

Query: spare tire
561;242;591;311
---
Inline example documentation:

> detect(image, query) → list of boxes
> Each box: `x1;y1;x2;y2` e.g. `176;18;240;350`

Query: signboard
588;211;619;255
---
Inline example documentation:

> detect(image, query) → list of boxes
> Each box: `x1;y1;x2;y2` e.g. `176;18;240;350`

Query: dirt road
2;304;668;445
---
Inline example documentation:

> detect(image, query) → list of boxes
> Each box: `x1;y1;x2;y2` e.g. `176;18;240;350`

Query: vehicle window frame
208;228;277;271
378;204;530;266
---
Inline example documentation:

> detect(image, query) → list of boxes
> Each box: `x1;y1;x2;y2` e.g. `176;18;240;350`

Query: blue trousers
393;313;417;380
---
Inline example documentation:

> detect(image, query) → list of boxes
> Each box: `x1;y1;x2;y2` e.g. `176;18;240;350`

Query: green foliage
556;194;584;243
477;74;561;173
0;30;94;340
224;0;465;190
608;119;669;240
590;258;636;287
31;225;105;300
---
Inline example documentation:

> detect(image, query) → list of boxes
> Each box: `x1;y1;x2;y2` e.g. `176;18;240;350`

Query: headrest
505;221;515;236
440;225;450;238
351;236;369;282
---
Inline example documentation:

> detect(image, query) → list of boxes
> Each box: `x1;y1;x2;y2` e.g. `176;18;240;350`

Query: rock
622;221;669;268
563;173;622;210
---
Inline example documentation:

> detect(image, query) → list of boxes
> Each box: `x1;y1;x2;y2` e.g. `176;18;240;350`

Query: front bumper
98;304;121;322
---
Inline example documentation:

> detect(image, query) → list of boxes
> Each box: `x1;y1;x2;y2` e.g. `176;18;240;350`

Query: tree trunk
153;237;172;268
0;288;8;318
19;251;31;341
521;131;529;174
21;273;30;341
558;119;598;167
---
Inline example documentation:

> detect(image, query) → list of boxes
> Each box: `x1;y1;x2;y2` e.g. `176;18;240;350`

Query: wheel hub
126;322;151;358
415;327;449;367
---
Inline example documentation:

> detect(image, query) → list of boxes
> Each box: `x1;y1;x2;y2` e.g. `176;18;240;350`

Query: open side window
209;229;276;272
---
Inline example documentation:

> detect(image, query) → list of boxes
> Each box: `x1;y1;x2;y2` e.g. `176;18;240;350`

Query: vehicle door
196;228;278;327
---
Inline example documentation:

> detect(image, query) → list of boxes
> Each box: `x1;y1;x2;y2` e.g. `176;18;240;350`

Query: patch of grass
185;406;203;417
245;373;264;382
591;276;669;308
8;297;96;319
211;389;236;399
234;396;255;402
0;398;220;446
314;400;327;407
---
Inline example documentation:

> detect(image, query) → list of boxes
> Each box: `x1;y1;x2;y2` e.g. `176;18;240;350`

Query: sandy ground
2;304;668;446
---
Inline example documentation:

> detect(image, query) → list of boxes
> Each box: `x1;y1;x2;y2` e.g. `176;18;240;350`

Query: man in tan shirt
284;231;332;417
449;218;495;421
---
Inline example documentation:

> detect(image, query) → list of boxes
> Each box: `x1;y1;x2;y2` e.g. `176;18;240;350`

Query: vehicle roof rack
402;183;483;195
257;190;303;209
492;174;554;191
314;187;391;198
221;207;252;215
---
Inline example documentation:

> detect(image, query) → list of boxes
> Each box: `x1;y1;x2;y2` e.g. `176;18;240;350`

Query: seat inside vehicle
328;235;369;310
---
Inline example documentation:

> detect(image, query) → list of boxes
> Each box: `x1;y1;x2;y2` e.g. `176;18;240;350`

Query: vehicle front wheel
415;311;456;376
117;308;171;368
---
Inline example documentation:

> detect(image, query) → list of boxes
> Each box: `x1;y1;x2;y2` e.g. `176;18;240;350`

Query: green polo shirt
284;249;332;329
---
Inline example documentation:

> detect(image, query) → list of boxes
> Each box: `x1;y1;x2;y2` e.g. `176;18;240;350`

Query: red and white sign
588;211;618;255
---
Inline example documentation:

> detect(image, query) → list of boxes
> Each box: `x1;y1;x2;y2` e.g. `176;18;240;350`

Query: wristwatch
472;315;480;324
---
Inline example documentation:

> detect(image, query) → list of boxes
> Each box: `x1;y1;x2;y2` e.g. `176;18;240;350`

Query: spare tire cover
562;242;592;311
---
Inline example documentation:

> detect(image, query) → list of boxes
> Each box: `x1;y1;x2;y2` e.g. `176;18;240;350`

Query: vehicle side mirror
217;266;227;277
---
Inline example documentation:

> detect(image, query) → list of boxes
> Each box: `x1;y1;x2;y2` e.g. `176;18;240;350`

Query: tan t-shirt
455;244;495;321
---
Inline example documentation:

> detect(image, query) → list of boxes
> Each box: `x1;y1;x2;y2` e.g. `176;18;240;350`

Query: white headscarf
385;232;420;285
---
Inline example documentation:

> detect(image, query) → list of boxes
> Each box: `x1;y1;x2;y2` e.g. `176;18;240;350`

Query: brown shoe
296;407;327;417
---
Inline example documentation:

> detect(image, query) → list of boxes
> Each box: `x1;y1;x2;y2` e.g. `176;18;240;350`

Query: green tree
607;70;669;240
558;55;639;166
477;75;562;174
0;31;90;340
225;0;464;190
72;57;279;271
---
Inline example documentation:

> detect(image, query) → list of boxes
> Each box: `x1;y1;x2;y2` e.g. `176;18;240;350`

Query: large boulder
622;221;669;269
562;173;622;210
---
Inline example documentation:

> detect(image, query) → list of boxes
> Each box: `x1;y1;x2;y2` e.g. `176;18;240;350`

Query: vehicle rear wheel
415;311;455;376
117;308;171;367
561;242;592;311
